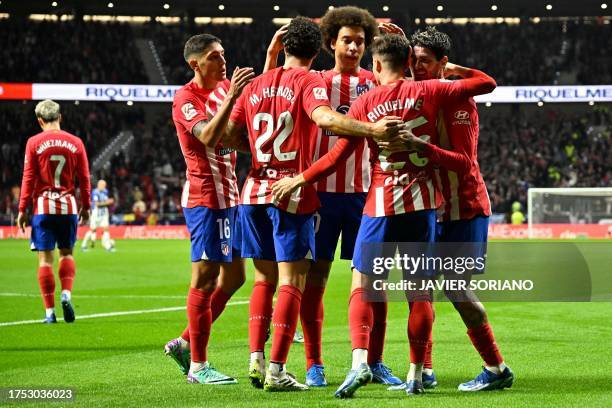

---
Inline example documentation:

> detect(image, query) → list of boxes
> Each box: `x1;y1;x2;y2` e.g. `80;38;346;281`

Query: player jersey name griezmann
35;139;78;154
249;86;296;106
366;97;423;122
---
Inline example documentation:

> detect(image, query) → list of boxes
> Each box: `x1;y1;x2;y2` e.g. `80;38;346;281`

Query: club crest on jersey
221;241;230;256
453;110;471;125
313;87;329;100
181;103;198;121
356;84;369;96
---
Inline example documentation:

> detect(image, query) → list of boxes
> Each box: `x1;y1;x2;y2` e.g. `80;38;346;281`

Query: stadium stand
1;18;610;224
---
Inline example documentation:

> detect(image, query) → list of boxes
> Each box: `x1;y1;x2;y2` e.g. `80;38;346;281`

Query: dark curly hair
183;34;221;62
319;6;379;55
282;16;322;60
370;34;411;70
410;26;451;61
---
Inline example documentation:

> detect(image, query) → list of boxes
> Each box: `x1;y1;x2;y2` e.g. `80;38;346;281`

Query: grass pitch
1;239;611;407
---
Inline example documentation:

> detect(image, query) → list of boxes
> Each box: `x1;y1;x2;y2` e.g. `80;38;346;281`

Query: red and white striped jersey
303;71;497;218
230;67;330;214
19;129;91;215
173;79;240;210
312;69;375;193
434;97;491;221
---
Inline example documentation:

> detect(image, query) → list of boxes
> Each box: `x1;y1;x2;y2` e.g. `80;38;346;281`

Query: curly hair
183;34;221;62
410;26;451;60
282;16;322;60
370;34;411;70
319;6;379;55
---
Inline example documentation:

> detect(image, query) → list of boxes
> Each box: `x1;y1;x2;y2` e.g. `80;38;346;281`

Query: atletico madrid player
163;33;254;385
17;99;91;324
226;17;402;392
408;26;514;392
263;6;401;387
271;34;497;397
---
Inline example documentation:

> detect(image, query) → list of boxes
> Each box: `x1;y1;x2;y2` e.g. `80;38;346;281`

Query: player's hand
398;128;427;152
79;207;90;226
271;175;306;202
228;66;255;100
267;24;289;55
378;23;407;38
17;211;27;233
376;134;408;154
443;62;462;78
371;116;403;141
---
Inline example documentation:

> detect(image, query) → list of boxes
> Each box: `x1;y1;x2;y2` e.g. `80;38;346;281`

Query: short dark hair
282;16;322;60
319;6;379;55
371;34;411;70
183;34;221;62
410;26;451;60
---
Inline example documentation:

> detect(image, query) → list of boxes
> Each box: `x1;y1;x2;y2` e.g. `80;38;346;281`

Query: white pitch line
0;293;248;300
0;300;250;327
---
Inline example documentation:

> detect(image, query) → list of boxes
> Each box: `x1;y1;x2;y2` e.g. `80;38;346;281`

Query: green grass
1;239;611;407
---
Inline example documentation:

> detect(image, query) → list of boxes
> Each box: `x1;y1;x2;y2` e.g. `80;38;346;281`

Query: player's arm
191;67;254;148
310;105;402;141
76;141;91;224
271;136;359;201
17;140;36;232
387;129;472;174
222;119;251;153
263;24;289;73
443;64;497;97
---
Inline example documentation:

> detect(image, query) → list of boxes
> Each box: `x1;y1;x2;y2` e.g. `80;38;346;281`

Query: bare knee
253;259;278;287
38;250;54;267
307;260;331;287
190;261;220;292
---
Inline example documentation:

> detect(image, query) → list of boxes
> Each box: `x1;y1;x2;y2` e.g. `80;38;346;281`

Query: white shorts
90;212;110;229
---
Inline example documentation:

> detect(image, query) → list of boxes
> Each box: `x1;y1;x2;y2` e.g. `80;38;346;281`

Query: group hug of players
17;5;513;399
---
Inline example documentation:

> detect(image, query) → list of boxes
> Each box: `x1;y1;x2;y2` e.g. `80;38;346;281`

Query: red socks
349;288;373;350
187;287;213;362
408;300;434;364
58;257;75;291
210;287;232;322
180;287;234;341
249;281;275;353
270;285;302;364
38;266;55;308
424;336;433;369
467;322;504;366
300;285;325;369
368;300;387;365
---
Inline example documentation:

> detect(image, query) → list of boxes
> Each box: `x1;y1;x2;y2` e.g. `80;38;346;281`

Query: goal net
527;187;612;237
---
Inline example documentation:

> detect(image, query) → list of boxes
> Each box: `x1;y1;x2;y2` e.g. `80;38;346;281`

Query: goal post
527;187;612;238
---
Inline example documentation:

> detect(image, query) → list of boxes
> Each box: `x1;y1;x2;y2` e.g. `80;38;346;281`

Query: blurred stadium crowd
1;17;610;224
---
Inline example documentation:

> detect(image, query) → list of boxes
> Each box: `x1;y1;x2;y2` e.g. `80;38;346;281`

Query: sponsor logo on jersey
313;87;329;100
181;103;197;121
356;83;369;96
453;110;471;125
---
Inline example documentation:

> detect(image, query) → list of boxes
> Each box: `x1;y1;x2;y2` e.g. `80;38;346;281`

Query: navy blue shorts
436;216;489;274
239;204;315;262
436;216;489;243
315;192;366;261
352;210;436;276
30;214;78;251
184;206;239;263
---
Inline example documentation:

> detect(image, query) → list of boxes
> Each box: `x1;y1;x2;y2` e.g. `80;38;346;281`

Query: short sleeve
172;91;209;135
300;72;331;117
